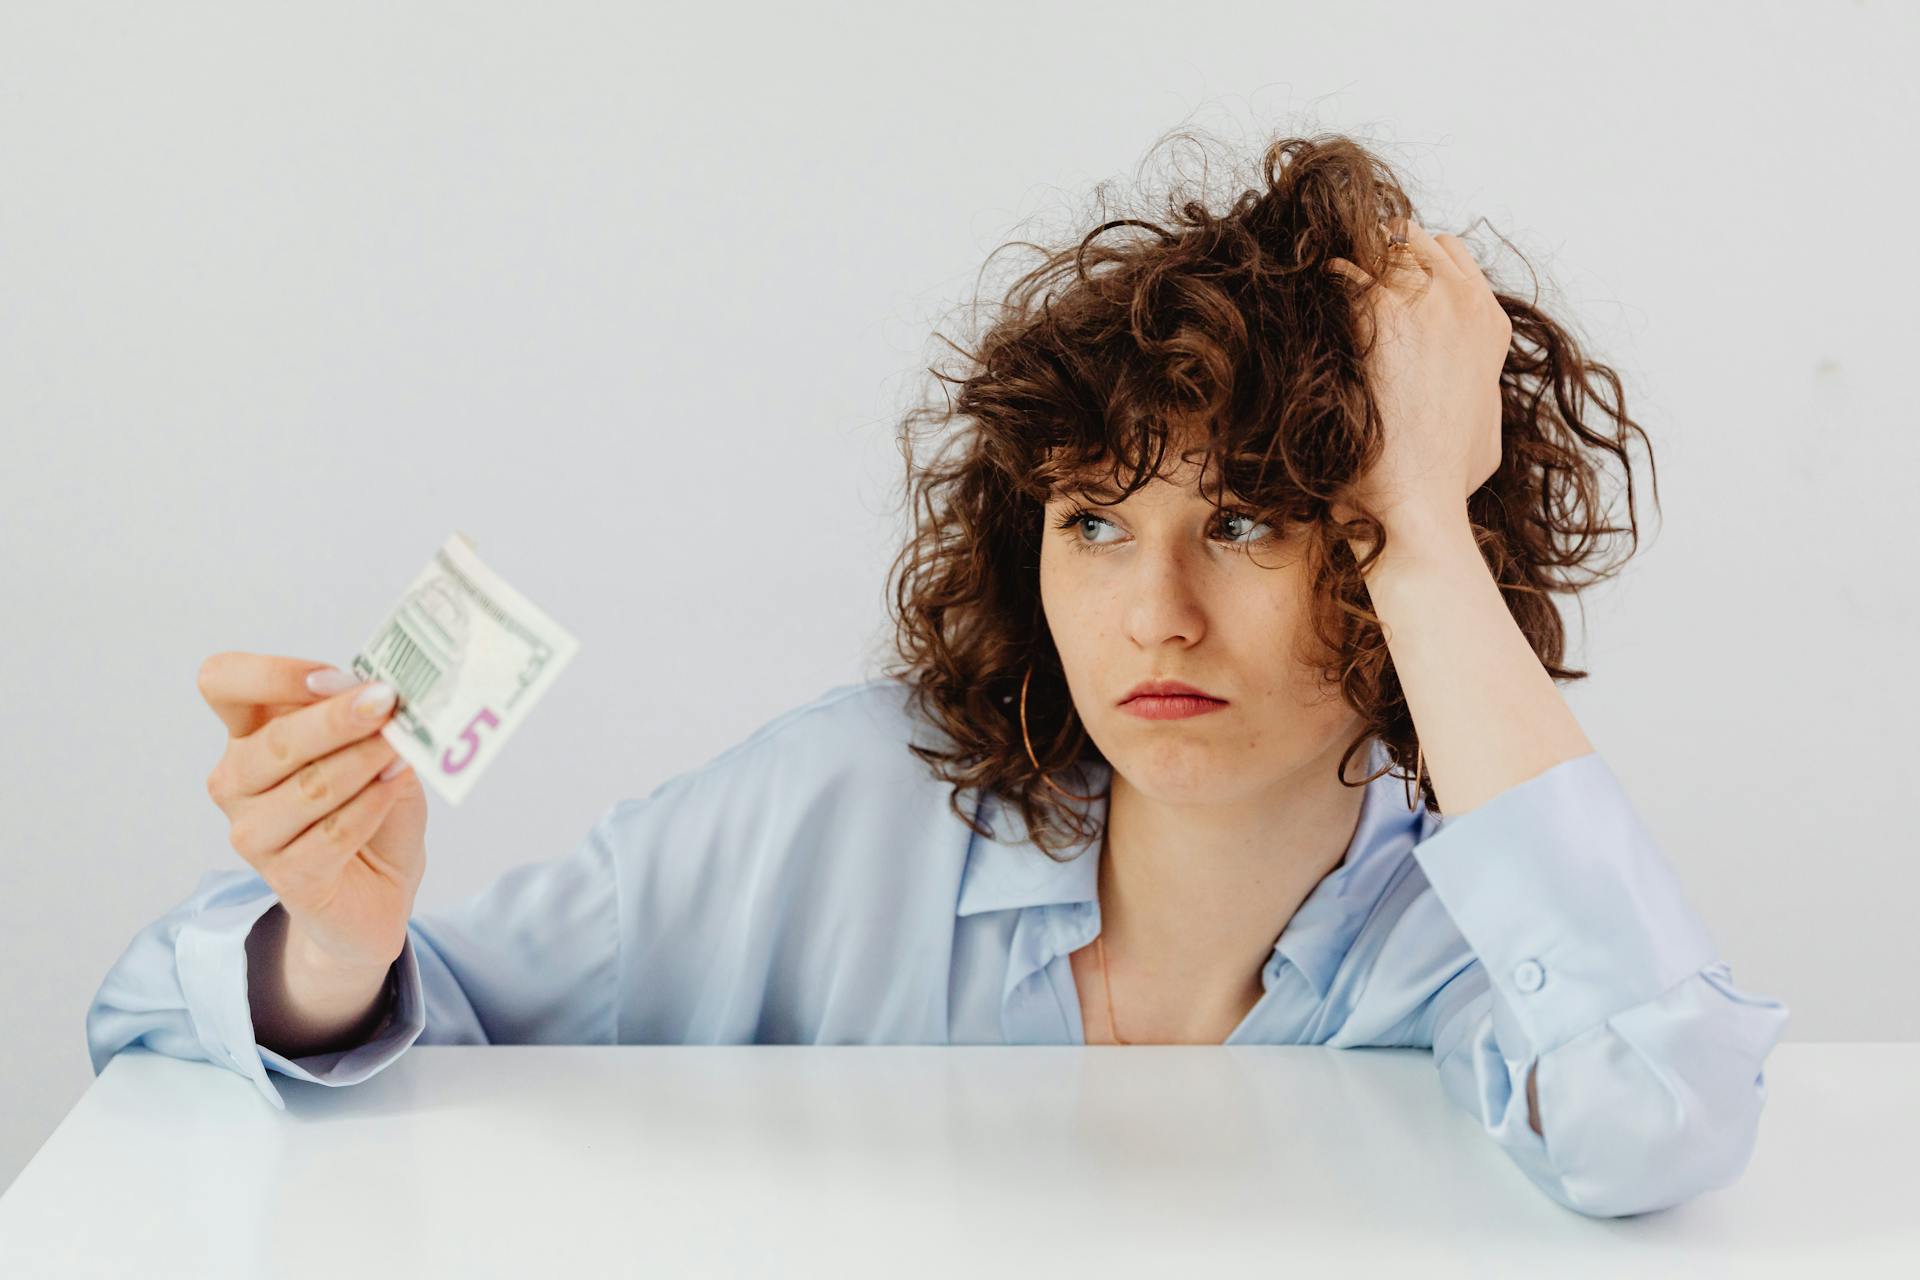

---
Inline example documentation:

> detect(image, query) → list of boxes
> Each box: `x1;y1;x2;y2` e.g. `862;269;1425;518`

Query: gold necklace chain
1094;929;1130;1045
1093;831;1130;1044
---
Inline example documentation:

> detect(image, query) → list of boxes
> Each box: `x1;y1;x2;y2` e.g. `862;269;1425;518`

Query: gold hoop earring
1020;662;1104;802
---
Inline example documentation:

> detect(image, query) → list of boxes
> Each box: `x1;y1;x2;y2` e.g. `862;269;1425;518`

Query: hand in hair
1323;216;1513;548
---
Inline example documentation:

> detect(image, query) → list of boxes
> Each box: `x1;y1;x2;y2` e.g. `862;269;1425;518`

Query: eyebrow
1055;481;1126;503
1054;482;1246;506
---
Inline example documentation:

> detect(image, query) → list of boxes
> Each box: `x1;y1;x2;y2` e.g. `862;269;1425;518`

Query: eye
1051;505;1276;553
1053;505;1121;549
1216;511;1273;544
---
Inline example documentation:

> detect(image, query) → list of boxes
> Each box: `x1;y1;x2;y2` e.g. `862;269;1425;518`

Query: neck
1097;735;1371;1011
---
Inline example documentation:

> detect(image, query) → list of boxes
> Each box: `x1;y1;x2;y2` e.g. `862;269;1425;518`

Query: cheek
1239;571;1327;697
1038;544;1095;614
1231;561;1310;630
1037;547;1064;620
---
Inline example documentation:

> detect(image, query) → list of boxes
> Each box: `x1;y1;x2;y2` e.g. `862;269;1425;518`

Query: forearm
245;903;394;1059
1354;507;1594;818
1360;506;1587;1136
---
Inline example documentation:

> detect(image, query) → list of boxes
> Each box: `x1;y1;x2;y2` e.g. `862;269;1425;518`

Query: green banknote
349;531;579;805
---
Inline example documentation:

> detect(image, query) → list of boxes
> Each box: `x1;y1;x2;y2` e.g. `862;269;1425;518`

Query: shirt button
1513;959;1545;993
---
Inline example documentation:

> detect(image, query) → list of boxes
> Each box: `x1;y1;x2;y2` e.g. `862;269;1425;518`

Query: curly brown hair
877;127;1657;862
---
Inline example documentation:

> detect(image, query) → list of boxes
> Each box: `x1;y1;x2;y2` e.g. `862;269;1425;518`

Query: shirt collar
955;737;1437;999
955;758;1108;918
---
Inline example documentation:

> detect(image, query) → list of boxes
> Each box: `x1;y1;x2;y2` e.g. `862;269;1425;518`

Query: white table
3;1044;1913;1276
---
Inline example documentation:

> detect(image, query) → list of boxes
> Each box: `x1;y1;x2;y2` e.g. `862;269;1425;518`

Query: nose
1120;549;1210;647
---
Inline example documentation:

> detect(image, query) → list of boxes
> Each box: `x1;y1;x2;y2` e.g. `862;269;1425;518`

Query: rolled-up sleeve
1412;750;1792;1218
85;802;625;1111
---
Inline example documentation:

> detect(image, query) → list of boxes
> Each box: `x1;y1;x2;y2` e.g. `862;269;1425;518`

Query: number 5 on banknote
349;531;580;805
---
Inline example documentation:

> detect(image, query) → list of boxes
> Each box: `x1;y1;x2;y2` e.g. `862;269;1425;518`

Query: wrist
1346;501;1475;578
284;917;396;994
249;906;395;1059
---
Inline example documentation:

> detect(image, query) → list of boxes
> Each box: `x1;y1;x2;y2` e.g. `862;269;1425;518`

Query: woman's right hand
198;651;430;977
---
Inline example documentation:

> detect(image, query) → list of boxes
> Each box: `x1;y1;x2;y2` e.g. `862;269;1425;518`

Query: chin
1108;720;1330;797
1106;740;1256;804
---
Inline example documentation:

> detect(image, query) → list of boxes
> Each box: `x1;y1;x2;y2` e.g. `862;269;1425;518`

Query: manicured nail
306;667;356;696
379;756;411;781
353;681;397;719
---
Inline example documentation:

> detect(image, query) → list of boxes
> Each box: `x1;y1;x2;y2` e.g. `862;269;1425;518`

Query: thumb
366;767;429;885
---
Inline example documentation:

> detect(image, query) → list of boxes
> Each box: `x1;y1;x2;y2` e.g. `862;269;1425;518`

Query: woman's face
1039;458;1363;805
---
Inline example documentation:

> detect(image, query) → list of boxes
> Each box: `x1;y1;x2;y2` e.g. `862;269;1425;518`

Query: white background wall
4;0;1914;1194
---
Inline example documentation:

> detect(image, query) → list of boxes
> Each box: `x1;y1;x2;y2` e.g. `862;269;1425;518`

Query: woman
86;133;1789;1220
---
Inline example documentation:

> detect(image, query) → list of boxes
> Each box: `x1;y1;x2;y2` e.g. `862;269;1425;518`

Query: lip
1120;693;1229;721
1120;678;1224;704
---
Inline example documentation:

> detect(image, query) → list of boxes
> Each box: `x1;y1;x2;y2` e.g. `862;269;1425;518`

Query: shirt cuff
1411;750;1720;1057
174;878;426;1111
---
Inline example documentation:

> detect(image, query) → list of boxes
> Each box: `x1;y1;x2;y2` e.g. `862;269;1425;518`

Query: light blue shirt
87;676;1790;1218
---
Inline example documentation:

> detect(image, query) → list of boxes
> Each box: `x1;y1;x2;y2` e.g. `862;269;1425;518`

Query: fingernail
306;667;356;696
378;756;410;781
353;681;397;719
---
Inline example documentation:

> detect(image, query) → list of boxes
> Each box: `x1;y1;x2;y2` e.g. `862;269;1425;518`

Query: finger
1322;259;1380;346
226;733;402;863
262;767;413;895
1431;232;1490;292
1393;218;1463;283
1372;227;1429;296
222;680;399;799
199;652;352;739
1323;256;1374;288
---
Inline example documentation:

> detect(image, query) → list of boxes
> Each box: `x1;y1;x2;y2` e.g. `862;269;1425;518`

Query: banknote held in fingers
348;531;579;805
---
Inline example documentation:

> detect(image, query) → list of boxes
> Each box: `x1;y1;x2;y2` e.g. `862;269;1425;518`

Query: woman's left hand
1323;217;1512;543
